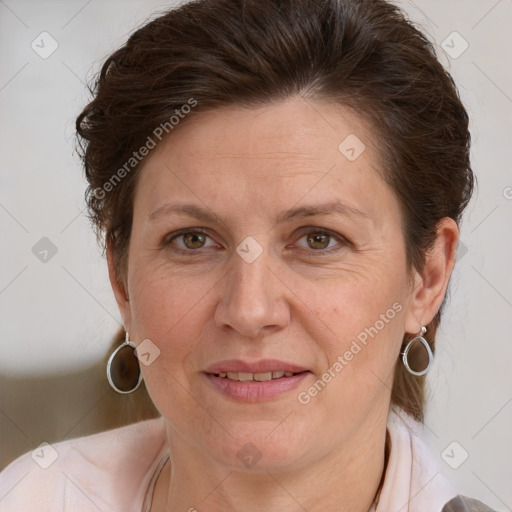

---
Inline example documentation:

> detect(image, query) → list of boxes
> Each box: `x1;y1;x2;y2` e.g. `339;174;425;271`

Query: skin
108;96;458;511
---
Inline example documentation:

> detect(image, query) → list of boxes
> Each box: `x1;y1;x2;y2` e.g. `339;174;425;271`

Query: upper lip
205;359;309;374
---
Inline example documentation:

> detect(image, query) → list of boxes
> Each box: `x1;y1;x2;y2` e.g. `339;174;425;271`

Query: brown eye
182;232;207;249
293;228;348;254
166;230;217;251
307;232;331;250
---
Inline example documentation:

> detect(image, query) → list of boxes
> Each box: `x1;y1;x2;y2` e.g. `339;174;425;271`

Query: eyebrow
149;200;369;225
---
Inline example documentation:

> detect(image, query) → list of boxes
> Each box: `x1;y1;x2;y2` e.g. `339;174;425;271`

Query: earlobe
106;238;131;328
404;218;459;334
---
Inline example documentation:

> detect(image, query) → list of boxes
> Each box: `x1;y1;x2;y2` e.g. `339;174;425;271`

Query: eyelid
290;226;351;253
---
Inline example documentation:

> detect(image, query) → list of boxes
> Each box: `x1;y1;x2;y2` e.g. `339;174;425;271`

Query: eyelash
164;227;350;256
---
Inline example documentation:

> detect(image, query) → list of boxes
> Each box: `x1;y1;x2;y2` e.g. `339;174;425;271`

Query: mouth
211;370;304;381
204;359;311;402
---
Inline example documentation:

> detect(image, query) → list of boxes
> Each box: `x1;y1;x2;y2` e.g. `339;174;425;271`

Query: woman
0;0;496;510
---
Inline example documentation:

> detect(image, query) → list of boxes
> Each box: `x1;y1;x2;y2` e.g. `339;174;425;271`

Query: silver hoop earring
106;332;143;394
401;326;433;376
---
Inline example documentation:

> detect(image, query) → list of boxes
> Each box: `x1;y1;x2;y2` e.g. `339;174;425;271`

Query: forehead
149;97;375;163
133;96;395;223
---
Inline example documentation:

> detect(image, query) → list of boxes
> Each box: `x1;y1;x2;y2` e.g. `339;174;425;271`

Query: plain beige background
0;0;511;510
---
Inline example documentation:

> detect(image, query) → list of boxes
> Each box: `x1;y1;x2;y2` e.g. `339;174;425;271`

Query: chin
211;424;313;474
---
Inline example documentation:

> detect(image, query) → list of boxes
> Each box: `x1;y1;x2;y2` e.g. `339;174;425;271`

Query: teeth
215;371;299;381
254;372;272;382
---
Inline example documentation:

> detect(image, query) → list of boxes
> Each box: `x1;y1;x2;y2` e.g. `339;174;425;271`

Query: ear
404;217;459;334
106;237;132;331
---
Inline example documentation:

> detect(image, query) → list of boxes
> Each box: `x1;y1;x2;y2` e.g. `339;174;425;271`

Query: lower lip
205;372;310;402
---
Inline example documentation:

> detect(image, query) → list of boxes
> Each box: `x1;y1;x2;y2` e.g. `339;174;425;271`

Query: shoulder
384;408;497;512
442;495;498;512
0;417;166;512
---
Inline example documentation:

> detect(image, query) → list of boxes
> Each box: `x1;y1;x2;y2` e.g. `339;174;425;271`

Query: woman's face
113;96;426;471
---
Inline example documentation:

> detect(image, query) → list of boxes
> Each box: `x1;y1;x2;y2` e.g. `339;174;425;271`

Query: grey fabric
442;495;497;512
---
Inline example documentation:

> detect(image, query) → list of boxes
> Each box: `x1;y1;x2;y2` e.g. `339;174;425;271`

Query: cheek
128;256;217;336
291;260;404;345
295;263;406;391
126;265;217;408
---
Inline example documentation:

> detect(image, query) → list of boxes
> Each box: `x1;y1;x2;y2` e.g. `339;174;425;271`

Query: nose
214;248;290;338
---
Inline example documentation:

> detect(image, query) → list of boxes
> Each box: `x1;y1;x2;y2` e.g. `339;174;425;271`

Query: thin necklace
143;452;170;512
370;428;391;511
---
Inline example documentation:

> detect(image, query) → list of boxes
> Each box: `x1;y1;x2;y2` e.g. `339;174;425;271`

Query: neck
151;411;389;512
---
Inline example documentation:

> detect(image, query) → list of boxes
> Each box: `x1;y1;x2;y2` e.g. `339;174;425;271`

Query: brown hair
76;0;473;422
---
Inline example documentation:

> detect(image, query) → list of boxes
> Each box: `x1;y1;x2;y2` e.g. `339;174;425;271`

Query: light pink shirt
0;408;459;511
0;418;168;511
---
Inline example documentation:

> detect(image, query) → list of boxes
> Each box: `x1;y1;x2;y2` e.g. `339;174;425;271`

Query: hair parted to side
76;0;473;422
